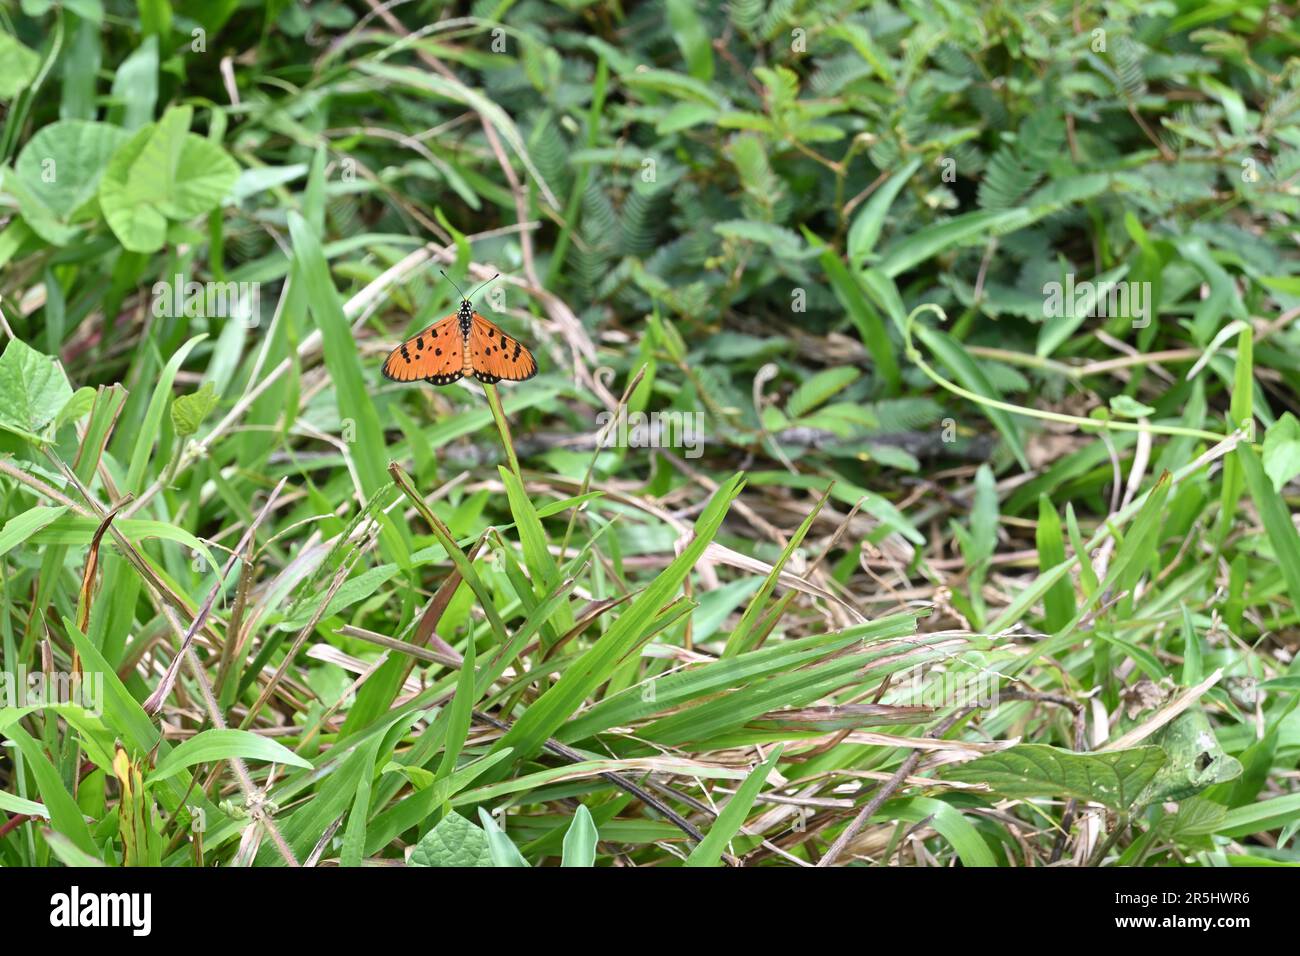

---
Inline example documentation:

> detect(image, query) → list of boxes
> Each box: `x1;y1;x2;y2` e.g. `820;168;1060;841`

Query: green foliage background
0;0;1298;867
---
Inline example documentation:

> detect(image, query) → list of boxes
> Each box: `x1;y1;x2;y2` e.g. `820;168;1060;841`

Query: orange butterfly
382;272;538;386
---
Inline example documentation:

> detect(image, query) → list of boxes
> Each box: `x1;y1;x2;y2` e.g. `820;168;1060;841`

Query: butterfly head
441;270;499;317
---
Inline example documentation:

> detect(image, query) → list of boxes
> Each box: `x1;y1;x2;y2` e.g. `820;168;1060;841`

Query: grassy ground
1;1;1299;867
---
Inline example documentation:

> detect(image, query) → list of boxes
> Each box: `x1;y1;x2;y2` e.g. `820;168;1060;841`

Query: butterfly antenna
439;269;468;301
467;273;500;303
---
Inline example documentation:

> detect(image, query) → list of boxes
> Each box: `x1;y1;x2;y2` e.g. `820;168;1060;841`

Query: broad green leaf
56;386;96;429
97;124;167;252
13;123;117;216
1160;796;1228;843
0;31;39;99
942;744;1166;810
12;120;128;244
408;812;492;867
1262;412;1300;492
159;132;241;219
98;106;239;252
1135;710;1241;805
0;337;74;443
170;382;218;437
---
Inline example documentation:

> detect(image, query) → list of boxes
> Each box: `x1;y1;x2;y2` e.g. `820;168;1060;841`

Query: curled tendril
901;303;1235;445
593;365;618;395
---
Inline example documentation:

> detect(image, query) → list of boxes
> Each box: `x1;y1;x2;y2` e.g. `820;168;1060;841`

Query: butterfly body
383;297;537;386
457;300;474;341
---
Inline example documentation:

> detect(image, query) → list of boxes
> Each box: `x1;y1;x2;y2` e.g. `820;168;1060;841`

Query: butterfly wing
468;313;537;384
382;313;465;385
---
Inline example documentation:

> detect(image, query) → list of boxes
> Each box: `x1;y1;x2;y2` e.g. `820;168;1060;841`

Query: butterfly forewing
468;312;537;384
382;313;465;385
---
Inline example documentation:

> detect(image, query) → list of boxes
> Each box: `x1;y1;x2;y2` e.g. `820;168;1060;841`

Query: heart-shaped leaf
98;106;239;252
408;812;492;867
0;338;74;443
13;120;128;244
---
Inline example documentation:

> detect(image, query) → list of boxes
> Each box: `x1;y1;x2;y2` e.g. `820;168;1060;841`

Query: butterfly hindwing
382;313;464;385
468;312;537;384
